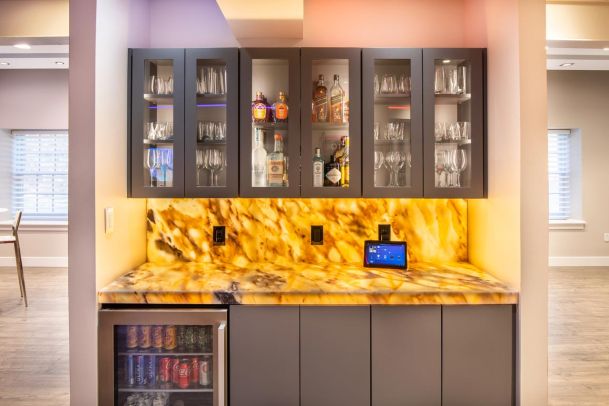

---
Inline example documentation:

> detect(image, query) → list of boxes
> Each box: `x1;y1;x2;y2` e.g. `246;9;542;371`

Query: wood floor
0;266;606;405
549;267;609;406
0;267;69;406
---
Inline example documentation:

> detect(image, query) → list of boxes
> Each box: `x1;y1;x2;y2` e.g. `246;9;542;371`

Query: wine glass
452;149;468;187
162;148;173;187
374;74;380;95
207;149;225;186
385;151;405;187
196;149;205;186
435;150;447;187
435;122;447;142
144;148;161;187
374;151;384;187
434;65;445;94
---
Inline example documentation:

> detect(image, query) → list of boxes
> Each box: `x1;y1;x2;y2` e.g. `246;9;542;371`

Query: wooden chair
0;211;27;306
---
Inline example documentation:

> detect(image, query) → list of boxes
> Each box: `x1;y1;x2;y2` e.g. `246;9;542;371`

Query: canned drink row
125;354;213;389
126;325;212;353
122;392;169;406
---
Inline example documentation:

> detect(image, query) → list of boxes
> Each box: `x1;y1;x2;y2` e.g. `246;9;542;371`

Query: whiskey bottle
266;133;285;187
273;91;289;123
252;91;268;123
330;74;345;124
252;128;267;187
324;154;341;187
335;136;350;187
312;74;328;122
312;147;324;187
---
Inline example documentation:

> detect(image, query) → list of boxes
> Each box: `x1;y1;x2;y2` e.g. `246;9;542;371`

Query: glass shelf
144;94;174;104
312;122;349;131
434;93;471;105
143;139;174;145
374;95;411;104
118;387;213;393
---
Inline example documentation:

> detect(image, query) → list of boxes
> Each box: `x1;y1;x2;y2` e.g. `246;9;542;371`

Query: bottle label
313;162;324;187
252;103;267;121
275;103;288;120
326;167;341;185
330;94;343;122
267;159;284;186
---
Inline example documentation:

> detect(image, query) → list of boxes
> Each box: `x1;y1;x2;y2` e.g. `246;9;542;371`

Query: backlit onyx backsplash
146;199;467;266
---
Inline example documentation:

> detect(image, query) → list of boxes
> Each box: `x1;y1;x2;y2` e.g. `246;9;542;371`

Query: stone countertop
98;261;518;305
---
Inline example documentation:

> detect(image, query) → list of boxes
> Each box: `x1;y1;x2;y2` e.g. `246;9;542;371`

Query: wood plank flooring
549;267;609;406
0;267;69;406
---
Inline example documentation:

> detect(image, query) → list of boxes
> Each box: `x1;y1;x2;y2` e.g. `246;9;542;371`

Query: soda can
184;326;196;352
190;357;200;384
124;355;135;386
171;357;180;385
152;325;164;351
126;325;138;350
145;355;156;386
178;358;191;389
176;326;186;350
134;355;146;386
163;325;177;351
139;325;152;350
199;356;212;387
158;357;172;384
195;326;211;353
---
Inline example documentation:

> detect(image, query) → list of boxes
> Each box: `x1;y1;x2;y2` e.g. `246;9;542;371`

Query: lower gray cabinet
371;306;441;406
442;305;514;406
300;306;370;406
229;306;300;406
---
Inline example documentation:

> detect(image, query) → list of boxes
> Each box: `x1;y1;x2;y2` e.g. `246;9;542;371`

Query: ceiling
547;40;609;70
0;37;68;69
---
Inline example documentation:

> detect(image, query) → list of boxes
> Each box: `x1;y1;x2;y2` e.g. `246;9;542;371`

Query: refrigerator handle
218;321;227;406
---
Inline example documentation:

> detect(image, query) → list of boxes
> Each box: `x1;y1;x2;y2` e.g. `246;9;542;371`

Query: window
548;129;571;220
11;130;68;222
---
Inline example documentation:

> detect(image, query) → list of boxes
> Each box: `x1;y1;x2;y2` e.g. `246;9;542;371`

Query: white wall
0;70;69;266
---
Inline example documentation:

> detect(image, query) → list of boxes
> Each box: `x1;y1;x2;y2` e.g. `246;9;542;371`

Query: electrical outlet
104;207;114;235
378;224;391;241
311;225;324;245
604;233;609;243
213;226;226;246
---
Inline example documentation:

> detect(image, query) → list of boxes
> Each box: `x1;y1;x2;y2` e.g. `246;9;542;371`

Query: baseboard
0;256;68;268
549;256;609;267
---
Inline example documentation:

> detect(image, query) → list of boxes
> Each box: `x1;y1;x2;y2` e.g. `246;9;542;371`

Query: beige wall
547;3;609;42
0;0;69;38
548;70;609;259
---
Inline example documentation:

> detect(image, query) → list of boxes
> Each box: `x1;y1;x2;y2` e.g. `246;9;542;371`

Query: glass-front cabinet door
130;49;185;197
239;48;301;197
99;309;227;406
423;48;485;198
362;48;423;197
301;48;361;197
185;49;238;197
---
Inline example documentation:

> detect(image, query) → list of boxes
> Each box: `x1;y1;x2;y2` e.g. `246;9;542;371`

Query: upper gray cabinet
423;48;486;198
362;48;423;197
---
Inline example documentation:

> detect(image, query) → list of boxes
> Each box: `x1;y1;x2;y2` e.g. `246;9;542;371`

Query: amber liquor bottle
330;74;345;124
273;91;289;123
312;74;328;122
252;91;269;123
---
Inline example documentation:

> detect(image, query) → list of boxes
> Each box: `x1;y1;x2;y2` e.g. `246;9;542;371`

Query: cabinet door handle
217;321;227;406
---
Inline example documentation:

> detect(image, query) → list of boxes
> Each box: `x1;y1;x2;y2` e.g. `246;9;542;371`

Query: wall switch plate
104;207;114;235
378;224;391;241
604;233;609;243
311;225;324;245
213;226;226;246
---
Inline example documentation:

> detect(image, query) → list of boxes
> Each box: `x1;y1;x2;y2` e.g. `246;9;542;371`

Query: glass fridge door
100;310;226;406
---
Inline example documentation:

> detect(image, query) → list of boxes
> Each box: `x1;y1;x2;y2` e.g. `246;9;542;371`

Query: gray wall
547;70;609;260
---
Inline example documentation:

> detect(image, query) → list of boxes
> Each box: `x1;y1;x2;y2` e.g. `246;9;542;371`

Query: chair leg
14;243;24;298
14;241;27;307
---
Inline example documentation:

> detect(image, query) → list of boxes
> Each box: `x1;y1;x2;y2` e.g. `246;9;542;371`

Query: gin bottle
312;147;324;187
252;128;267;187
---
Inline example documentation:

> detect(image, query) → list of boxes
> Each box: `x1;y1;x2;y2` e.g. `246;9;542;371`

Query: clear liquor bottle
312;74;328;122
252;128;267;187
266;133;285;187
329;74;345;124
312;147;324;187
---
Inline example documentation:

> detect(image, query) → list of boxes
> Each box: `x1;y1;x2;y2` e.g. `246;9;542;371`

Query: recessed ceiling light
13;43;31;50
0;62;10;66
442;59;451;64
560;63;574;67
54;61;65;65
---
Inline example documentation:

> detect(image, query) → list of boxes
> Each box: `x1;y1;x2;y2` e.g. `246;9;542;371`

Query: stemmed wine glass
385;151;406;187
206;149;225;186
435;150;448;187
162;149;173;187
452;149;468;187
196;149;206;186
374;151;384;187
144;148;161;187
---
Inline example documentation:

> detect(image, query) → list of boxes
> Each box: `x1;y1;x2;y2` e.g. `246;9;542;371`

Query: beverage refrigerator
99;309;227;406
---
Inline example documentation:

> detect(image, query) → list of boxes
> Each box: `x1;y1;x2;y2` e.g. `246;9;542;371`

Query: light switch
105;207;114;235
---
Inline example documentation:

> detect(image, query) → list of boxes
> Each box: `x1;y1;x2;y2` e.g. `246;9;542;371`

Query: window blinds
548;129;571;221
11;131;68;221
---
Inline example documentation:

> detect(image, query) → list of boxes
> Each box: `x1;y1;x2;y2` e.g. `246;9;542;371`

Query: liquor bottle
312;74;328;122
335;136;350;187
312;147;324;187
252;91;268;123
273;91;289;123
330;74;345;124
266;133;285;187
252;128;267;187
324;154;341;187
343;99;350;124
